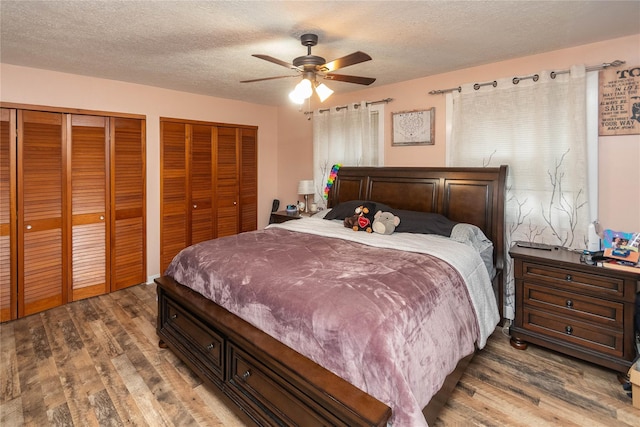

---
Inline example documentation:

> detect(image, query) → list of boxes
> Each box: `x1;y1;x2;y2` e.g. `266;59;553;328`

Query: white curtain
313;102;379;207
449;65;591;319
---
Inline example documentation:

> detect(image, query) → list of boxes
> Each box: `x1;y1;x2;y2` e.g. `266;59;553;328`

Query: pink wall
276;34;640;233
0;65;280;280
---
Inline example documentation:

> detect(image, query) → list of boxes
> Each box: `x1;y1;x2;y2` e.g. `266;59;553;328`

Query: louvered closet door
70;115;109;301
239;128;257;233
160;121;188;272
111;118;145;291
191;125;214;245
215;126;239;238
18;110;66;316
0;108;17;321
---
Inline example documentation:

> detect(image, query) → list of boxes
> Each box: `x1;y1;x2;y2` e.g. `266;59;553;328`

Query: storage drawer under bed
159;298;225;383
226;343;351;427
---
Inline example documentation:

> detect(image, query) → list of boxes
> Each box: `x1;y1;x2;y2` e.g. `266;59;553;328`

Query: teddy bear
343;202;376;233
343;214;359;230
372;211;401;235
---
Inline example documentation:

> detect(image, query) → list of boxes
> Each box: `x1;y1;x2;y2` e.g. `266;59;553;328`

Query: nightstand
269;210;302;224
509;244;639;374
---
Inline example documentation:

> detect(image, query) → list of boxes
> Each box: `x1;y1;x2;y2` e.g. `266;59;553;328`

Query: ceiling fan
240;33;376;103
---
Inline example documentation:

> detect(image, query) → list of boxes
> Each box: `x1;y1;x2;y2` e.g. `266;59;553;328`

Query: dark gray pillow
324;200;392;220
388;209;458;236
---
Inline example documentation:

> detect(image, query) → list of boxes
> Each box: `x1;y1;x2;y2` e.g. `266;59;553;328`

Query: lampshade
297;180;314;195
296;79;313;98
289;78;333;104
315;83;334;102
289;90;305;104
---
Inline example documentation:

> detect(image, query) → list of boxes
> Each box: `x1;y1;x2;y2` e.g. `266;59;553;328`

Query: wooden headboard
329;166;508;295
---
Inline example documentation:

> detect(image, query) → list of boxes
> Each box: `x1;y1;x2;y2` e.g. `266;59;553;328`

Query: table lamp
297;180;315;213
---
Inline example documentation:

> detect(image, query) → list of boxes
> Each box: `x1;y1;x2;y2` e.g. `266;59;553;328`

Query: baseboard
147;274;160;284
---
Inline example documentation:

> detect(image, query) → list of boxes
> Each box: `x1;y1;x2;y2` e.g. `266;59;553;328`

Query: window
447;65;596;319
312;102;384;206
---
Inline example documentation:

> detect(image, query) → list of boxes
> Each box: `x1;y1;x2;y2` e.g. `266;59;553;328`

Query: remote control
516;241;553;251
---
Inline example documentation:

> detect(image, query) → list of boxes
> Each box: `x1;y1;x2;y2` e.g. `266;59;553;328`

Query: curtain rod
428;60;625;95
303;97;393;116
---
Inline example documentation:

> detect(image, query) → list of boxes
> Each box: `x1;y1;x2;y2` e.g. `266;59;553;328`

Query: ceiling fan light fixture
289;89;305;104
315;82;333;102
296;78;313;98
289;78;313;104
244;33;375;107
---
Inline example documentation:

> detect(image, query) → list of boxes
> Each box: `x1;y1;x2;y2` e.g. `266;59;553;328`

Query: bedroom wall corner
276;104;314;208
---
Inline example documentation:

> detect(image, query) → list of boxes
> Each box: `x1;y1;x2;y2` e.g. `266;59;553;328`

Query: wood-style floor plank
68;298;137;427
13;316;50;426
1;322;19;401
1;283;638;427
111;353;172;426
0;395;23;427
40;306;100;427
435;326;640;427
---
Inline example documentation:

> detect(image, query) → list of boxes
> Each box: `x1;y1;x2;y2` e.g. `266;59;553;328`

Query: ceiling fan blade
252;54;297;69
240;75;298;83
321;51;372;72
324;73;376;85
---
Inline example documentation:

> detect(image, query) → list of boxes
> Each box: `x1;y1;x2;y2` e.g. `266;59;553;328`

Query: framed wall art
392;108;435;146
598;64;640;136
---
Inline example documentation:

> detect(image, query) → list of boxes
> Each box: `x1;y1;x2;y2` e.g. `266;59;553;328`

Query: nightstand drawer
520;261;625;298
523;308;623;357
523;283;624;328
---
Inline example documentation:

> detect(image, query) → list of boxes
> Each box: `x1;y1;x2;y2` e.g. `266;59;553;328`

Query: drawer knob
565;300;573;308
206;343;215;351
565;274;572;282
565;325;573;335
242;370;251;381
170;313;177;319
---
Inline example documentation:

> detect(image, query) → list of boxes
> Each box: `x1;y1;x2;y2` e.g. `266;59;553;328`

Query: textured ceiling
1;1;639;106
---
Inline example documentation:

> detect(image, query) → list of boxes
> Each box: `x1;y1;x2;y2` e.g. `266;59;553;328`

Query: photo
602;229;639;263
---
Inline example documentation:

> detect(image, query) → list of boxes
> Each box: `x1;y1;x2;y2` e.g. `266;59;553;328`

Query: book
601;260;640;274
602;229;640;264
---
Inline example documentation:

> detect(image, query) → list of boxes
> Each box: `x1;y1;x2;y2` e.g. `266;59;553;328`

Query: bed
155;165;507;426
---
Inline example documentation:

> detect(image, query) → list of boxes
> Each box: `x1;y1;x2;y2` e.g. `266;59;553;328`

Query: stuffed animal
372;211;401;235
343;214;359;230
344;202;376;233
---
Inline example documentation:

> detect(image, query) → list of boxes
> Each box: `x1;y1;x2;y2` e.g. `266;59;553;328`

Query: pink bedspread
165;227;480;427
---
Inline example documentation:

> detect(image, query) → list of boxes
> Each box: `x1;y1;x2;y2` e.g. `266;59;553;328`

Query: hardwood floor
1;283;638;426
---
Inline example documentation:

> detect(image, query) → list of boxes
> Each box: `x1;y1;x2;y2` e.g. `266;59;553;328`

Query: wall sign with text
599;65;640;136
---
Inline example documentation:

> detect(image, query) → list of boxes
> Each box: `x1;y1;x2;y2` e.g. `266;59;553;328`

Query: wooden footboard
156;275;392;426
